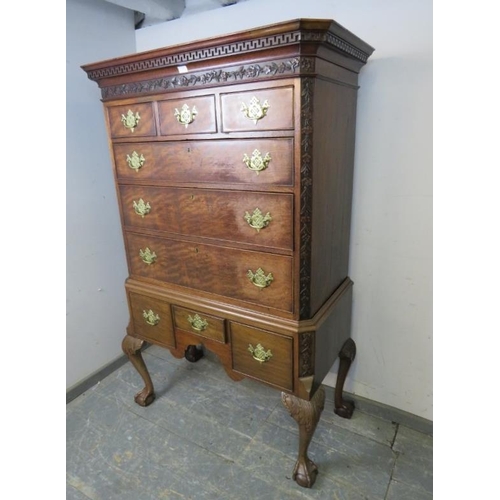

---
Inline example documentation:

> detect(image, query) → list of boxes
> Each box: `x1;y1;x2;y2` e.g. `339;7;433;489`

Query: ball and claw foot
334;400;355;419
185;344;204;362
134;387;156;407
293;456;319;488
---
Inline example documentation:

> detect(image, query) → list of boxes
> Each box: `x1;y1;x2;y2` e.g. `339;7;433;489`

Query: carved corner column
121;335;155;407
281;387;326;488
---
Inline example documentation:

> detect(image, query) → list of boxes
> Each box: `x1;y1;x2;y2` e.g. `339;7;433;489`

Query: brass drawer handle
187;313;208;332
248;343;272;363
243;149;271;175
244;208;272;232
241;96;269;124
121;109;141;132
126;151;145;172
133;198;151;218
174;104;197;127
247;268;274;288
139;247;157;265
143;309;160;326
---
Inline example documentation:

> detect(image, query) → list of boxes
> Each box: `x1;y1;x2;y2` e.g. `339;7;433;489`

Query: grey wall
136;0;433;420
66;0;136;389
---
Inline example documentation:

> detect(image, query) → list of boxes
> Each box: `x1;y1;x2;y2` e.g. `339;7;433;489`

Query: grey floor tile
385;479;433;500
238;421;394;499
67;484;92;500
392;425;433;494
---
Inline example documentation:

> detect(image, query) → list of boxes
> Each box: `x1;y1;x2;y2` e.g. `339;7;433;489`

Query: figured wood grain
172;305;226;343
113;138;294;186
126;232;294;312
230;322;293;391
158;94;217;135
128;291;175;347
119;185;294;251
221;86;294;132
108;102;156;138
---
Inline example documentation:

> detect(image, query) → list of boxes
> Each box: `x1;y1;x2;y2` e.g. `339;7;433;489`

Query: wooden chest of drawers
83;18;373;488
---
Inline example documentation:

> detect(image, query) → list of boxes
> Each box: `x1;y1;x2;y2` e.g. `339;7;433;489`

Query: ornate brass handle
243;149;271;175
126;151;145;172
247;268;274;288
133;198;151;218
244;208;272;233
121;109;141;132
248;343;273;363
143;309;160;326
139;247;157;265
174;104;197;128
187;313;208;332
241;96;269;124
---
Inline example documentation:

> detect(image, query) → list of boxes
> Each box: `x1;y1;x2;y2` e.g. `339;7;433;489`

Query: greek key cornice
86;29;369;82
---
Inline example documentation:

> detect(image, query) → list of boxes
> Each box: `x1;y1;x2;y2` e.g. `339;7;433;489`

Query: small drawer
230;323;293;391
173;306;225;343
221;87;294;132
113;138;294;186
128;292;175;347
107;103;156;138
118;185;294;251
158;95;216;135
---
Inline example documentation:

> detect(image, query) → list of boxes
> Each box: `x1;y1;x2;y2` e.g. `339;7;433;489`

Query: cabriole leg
121;335;155;407
334;338;356;419
281;387;325;488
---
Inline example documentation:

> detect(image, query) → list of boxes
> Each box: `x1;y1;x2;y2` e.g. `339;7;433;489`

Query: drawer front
126;233;293;312
158;95;216;135
221;87;294;132
108;103;156;138
230;322;293;390
128;291;175;347
173;306;225;343
113;139;293;185
119;186;293;251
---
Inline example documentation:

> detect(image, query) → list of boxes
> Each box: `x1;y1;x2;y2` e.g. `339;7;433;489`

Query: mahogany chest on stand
82;18;374;488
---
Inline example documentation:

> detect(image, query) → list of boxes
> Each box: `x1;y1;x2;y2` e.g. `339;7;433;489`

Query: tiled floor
67;345;432;499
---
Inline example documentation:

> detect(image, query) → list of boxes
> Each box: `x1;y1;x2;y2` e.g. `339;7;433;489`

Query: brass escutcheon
244;208;272;232
247;268;274;288
126;151;145;172
143;309;160;326
174;104;197;127
243;149;271;175
121;109;141;132
187;313;209;332
248;343;273;363
139;247;157;265
133;198;151;218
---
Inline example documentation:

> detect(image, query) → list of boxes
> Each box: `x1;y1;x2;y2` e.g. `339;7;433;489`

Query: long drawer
119;186;293;251
113;139;294;186
126;232;293;312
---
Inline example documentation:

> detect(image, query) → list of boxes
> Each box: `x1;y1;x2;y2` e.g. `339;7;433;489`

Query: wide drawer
230;322;293;391
119;186;293;251
126;232;293;312
107;103;156;138
128;291;175;347
172;306;226;343
158;95;216;135
220;86;294;132
113;138;294;185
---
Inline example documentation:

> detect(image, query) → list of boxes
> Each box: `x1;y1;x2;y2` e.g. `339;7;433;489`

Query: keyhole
187;147;191;153
190;194;195;201
194;247;199;253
